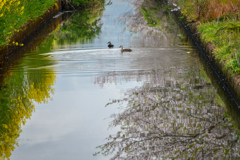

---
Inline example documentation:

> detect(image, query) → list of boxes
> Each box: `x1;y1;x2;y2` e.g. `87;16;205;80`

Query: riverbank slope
0;0;62;58
169;0;240;101
0;0;104;57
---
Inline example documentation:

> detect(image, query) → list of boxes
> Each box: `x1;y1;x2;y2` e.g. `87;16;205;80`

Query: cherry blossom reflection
96;68;240;159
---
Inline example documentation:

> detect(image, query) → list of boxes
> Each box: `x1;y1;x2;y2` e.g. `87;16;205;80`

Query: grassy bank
0;0;104;48
199;21;240;75
173;0;240;75
0;0;56;46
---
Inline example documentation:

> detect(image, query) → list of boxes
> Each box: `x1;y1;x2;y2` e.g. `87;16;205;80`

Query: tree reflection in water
0;3;105;158
0;62;55;159
55;4;103;45
0;26;56;159
96;67;240;159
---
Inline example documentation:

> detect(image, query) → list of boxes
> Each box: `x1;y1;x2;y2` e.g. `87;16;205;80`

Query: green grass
198;21;240;75
175;0;240;76
0;0;56;47
0;0;104;47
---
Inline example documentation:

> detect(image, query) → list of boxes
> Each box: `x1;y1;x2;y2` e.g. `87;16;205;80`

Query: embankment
0;0;62;60
172;10;240;108
0;3;73;86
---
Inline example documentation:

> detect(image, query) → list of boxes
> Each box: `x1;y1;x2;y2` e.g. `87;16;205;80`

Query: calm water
0;0;239;159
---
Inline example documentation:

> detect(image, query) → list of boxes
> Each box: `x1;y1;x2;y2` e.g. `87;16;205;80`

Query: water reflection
122;0;184;47
0;12;63;159
96;66;240;159
92;1;240;159
0;3;106;158
0;52;56;159
55;5;104;46
3;0;240;159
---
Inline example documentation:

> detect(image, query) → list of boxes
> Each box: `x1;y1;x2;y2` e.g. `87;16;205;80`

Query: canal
0;0;239;159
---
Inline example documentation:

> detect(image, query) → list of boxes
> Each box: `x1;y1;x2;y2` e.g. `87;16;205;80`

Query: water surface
0;0;238;159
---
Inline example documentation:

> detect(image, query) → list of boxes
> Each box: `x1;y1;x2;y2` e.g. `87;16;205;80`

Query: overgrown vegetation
174;0;240;75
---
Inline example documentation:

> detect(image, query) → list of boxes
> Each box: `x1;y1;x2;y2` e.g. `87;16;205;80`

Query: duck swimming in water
107;41;114;48
119;45;132;52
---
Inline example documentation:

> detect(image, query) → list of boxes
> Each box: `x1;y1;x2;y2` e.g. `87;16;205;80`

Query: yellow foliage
28;71;56;103
0;1;57;157
0;0;22;14
0;68;56;158
54;3;59;10
0;0;23;44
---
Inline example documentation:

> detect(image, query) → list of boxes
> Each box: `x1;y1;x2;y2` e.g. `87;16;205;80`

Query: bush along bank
0;0;104;53
168;0;240;100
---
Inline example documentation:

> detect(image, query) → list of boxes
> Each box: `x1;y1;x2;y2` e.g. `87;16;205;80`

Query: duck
119;45;132;52
107;41;114;48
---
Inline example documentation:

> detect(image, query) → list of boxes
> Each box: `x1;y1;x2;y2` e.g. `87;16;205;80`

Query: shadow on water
0;5;104;158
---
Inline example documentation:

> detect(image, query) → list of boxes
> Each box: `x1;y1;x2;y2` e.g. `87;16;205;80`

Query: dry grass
179;0;240;21
205;0;240;20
